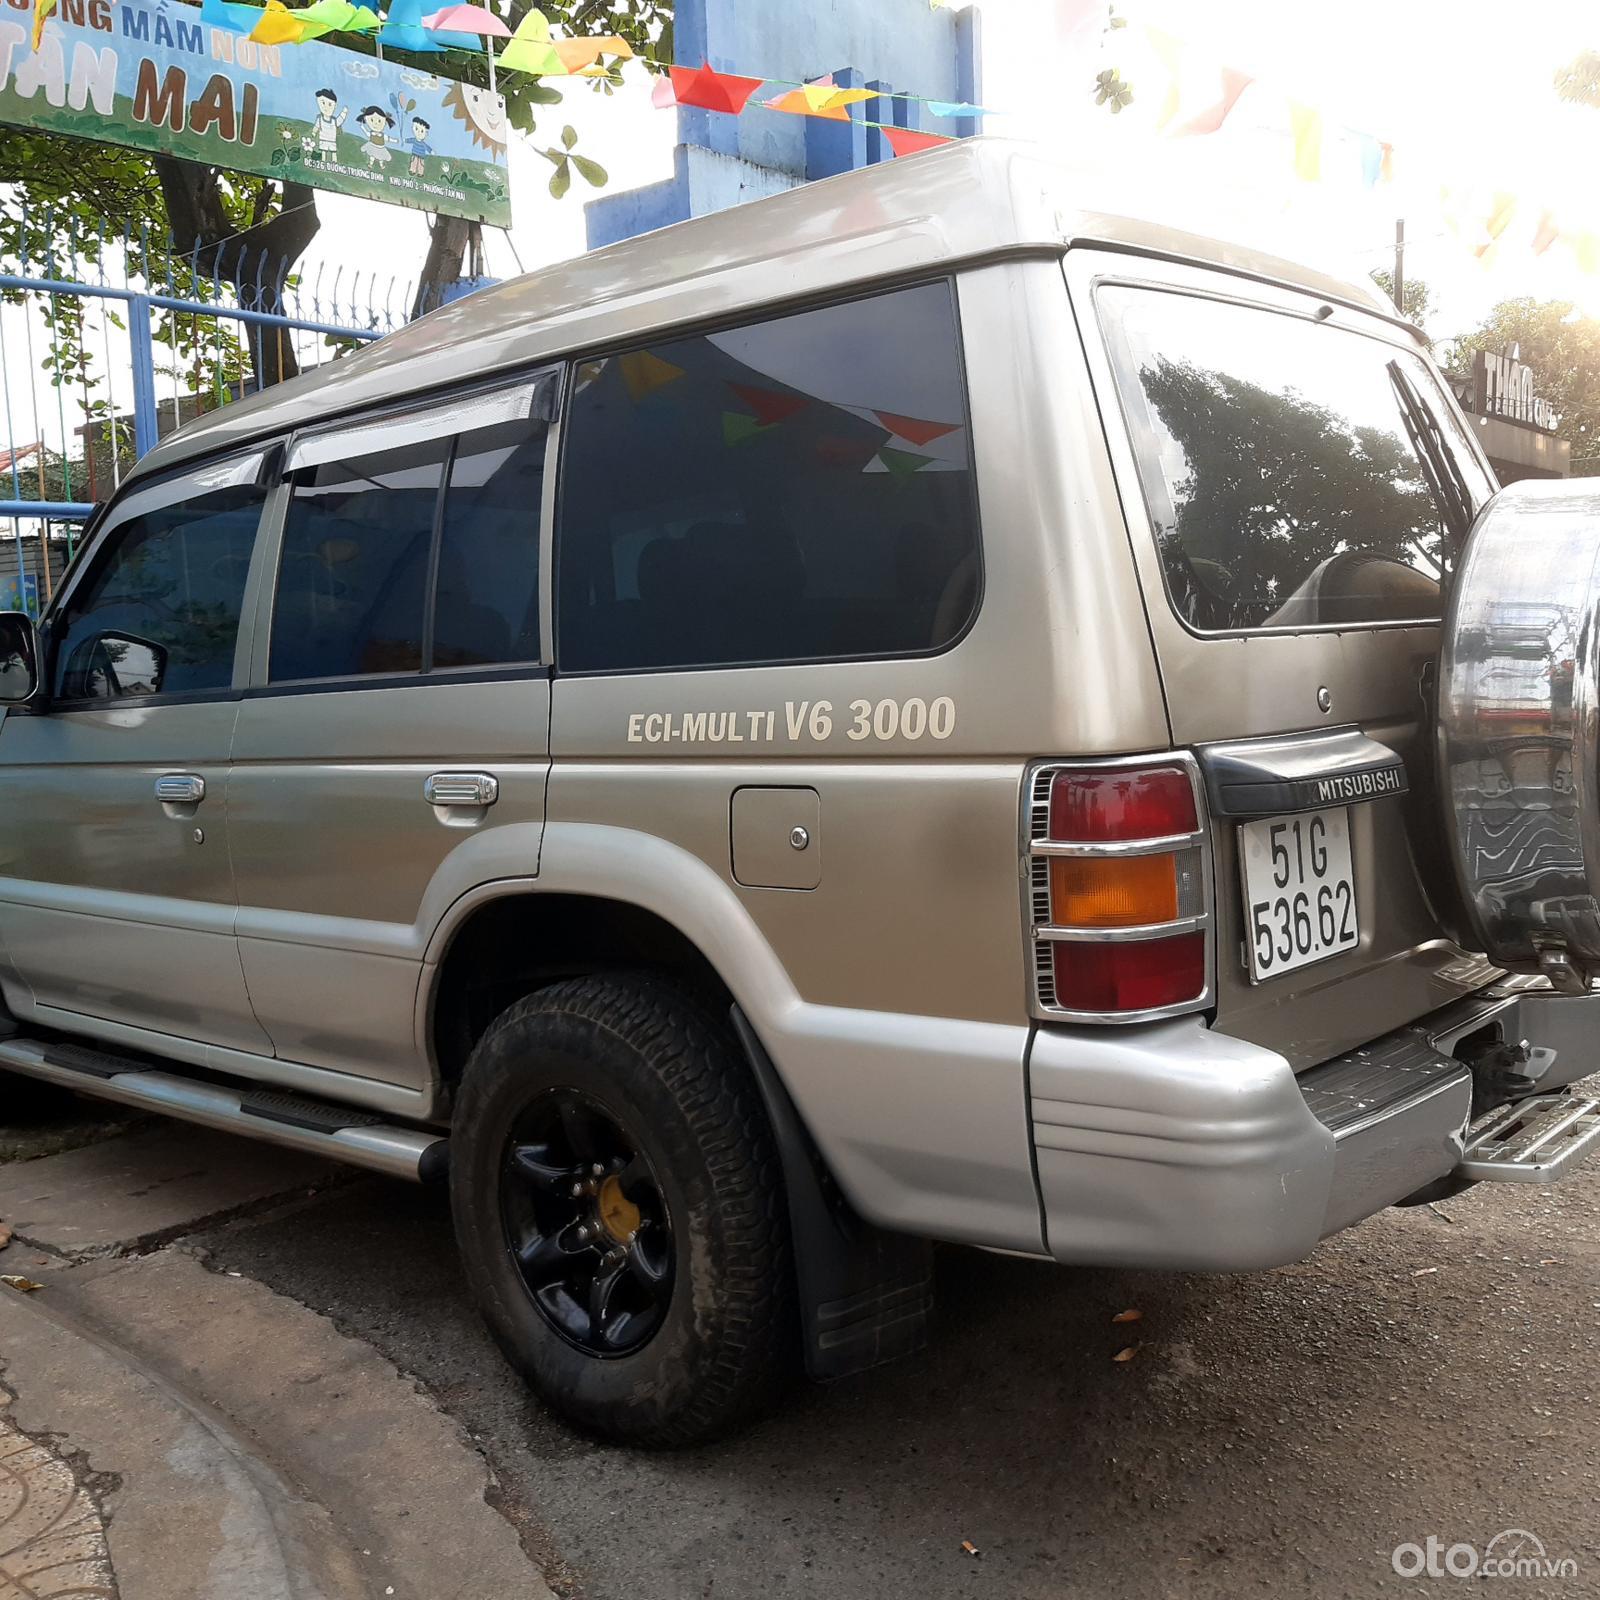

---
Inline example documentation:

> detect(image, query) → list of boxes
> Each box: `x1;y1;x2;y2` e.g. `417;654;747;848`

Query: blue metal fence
0;207;423;613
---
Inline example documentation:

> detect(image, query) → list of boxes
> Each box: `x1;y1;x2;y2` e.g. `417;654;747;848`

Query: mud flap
730;1006;933;1381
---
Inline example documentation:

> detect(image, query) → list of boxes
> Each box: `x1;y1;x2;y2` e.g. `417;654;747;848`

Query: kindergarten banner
0;0;511;226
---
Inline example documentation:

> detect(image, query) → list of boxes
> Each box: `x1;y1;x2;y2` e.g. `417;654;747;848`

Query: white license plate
1238;806;1359;981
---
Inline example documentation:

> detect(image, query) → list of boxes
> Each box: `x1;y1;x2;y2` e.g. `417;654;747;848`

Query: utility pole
1392;218;1406;314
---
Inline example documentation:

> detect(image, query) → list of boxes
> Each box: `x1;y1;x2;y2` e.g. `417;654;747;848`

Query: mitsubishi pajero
1;141;1597;1443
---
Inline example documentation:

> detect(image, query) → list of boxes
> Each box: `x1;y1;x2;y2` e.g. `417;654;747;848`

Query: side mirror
0;611;39;704
59;631;168;700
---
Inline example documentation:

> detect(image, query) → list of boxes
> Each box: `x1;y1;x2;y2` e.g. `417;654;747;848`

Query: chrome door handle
424;772;499;808
154;774;206;804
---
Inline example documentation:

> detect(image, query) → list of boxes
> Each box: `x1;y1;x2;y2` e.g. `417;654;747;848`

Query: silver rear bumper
1027;985;1600;1271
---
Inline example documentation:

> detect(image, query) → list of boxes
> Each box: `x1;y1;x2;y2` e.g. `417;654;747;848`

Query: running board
0;1036;447;1183
1458;1092;1600;1184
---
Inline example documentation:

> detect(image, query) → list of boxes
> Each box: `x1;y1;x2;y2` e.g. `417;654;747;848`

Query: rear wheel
449;975;794;1445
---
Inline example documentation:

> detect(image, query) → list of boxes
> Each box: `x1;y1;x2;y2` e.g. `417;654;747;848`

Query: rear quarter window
1099;286;1475;633
555;280;981;673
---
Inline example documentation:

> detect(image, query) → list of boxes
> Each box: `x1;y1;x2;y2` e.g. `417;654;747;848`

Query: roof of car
133;137;1397;482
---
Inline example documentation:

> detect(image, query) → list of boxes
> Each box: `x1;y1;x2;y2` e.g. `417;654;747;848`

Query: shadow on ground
196;1150;1600;1600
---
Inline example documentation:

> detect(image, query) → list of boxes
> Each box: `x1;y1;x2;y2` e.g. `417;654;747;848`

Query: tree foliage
0;0;671;374
1447;299;1600;451
1138;356;1442;628
1369;269;1435;343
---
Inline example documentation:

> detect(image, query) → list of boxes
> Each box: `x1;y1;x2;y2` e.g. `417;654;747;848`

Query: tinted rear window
556;281;981;672
1100;287;1465;632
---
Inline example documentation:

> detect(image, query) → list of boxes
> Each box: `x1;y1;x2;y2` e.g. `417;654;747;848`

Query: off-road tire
450;974;794;1446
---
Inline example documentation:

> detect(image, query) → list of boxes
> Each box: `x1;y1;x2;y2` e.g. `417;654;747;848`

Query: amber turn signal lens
1050;852;1179;928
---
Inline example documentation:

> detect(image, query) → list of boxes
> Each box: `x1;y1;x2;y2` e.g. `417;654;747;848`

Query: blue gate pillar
585;0;981;249
125;294;161;459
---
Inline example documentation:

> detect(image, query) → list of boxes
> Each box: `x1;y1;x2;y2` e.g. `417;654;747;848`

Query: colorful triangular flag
669;63;766;116
552;35;633;74
30;0;56;50
250;1;310;46
873;410;959;446
201;0;262;33
875;446;933;475
722;412;775;447
728;383;808;427
619;350;685;402
1174;68;1252;136
500;7;564;75
1289;103;1323;182
882;126;953;157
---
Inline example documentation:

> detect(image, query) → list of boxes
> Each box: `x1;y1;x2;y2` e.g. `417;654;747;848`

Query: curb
0;1274;366;1600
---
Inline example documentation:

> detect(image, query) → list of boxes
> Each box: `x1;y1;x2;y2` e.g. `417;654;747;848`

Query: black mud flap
731;1006;933;1381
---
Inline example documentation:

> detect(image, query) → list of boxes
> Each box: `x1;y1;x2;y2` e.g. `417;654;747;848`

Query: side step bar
0;1037;447;1183
1459;1092;1600;1184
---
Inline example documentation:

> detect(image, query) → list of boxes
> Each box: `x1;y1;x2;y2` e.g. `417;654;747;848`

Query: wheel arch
419;822;800;1097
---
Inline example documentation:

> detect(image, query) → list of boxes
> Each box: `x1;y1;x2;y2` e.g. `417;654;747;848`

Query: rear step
1459;1092;1600;1184
0;1036;447;1182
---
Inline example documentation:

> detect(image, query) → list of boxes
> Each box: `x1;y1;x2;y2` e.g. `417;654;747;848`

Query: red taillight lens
1030;761;1209;1018
1048;766;1198;843
1052;932;1206;1013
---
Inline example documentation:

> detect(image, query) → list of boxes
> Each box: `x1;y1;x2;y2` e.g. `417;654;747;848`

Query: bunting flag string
147;0;992;147
1126;15;1600;274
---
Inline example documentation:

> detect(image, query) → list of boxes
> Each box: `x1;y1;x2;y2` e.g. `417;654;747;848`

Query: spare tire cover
1439;478;1600;982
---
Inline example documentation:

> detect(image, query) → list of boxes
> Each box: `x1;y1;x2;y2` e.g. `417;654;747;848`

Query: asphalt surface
192;1104;1600;1600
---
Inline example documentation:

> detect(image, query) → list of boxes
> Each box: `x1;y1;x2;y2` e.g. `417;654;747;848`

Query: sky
6;0;1600;493
301;0;1600;344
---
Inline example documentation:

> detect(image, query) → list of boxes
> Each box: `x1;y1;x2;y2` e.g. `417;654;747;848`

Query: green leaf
525;83;564;104
549;157;572;199
561;123;577;148
570;153;607;187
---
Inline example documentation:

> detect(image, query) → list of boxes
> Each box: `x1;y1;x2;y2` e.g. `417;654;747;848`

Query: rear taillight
1024;759;1212;1022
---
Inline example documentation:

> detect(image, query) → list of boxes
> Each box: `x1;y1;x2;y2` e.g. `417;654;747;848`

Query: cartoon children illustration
310;89;346;163
356;105;396;169
405;116;435;177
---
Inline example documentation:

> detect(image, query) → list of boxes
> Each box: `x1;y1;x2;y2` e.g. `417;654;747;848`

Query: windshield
1099;286;1490;633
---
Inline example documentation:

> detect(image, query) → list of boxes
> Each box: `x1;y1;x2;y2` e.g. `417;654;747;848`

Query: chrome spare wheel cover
1439;479;1600;991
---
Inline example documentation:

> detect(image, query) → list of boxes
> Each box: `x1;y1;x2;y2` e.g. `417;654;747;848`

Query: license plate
1238;806;1359;981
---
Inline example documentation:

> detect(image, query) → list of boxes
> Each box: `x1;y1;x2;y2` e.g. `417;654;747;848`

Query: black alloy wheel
450;974;796;1444
501;1088;674;1356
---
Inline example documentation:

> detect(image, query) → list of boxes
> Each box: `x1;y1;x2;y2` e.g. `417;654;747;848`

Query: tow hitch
1458;1093;1600;1184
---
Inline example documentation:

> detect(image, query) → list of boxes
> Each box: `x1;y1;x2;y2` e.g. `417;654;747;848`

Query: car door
0;451;274;1054
227;373;556;1091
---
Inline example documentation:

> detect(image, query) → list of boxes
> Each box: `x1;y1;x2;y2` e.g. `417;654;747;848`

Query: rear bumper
1028;985;1600;1271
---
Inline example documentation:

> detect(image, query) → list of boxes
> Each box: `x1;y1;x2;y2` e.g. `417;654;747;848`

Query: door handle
424;772;499;808
154;774;206;805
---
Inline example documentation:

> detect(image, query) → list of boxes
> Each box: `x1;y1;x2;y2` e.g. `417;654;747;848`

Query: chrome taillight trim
1020;752;1216;1026
1037;914;1209;944
1029;831;1203;859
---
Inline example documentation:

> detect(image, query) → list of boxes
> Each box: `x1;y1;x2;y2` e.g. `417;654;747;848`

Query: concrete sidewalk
0;1122;549;1600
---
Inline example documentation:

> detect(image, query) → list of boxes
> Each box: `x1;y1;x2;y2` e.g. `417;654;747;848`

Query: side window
556;280;981;672
434;419;546;668
52;480;265;701
271;437;447;682
270;411;546;683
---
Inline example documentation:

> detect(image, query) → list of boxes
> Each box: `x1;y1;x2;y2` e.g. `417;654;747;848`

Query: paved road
195;1125;1600;1600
